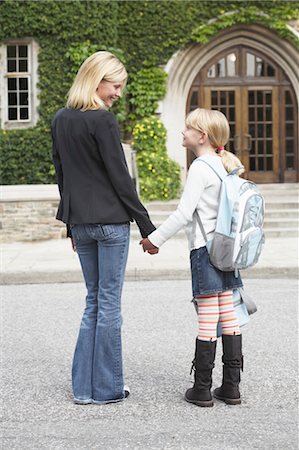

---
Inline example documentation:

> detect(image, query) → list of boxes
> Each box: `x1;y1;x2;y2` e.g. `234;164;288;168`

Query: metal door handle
244;134;252;151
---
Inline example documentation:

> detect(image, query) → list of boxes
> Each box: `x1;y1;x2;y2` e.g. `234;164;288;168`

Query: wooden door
203;86;280;182
187;46;298;182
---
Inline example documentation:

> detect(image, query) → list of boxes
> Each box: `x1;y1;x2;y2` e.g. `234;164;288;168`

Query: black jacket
52;108;155;237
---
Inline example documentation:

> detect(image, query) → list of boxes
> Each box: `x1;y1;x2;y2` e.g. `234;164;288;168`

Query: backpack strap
195;155;227;181
194;209;208;244
193;156;225;246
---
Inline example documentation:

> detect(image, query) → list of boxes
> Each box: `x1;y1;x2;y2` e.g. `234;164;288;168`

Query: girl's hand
139;238;159;254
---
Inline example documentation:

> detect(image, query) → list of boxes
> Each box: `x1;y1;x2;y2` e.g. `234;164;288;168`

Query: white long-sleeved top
148;155;225;251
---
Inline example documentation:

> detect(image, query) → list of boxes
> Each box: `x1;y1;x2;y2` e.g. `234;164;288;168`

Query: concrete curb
1;266;298;285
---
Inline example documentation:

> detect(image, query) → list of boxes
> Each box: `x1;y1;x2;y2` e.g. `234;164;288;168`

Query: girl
52;51;156;405
141;108;244;407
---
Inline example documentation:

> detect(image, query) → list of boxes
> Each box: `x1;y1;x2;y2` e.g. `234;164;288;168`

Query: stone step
263;218;299;229
130;227;298;240
146;209;298;222
264;209;298;219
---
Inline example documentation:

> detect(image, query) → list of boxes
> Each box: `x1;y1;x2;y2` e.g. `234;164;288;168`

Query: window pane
257;107;263;122
19;59;28;72
286;139;294;153
266;140;272;155
211;91;218;106
266;124;272;137
246;53;255;76
285;107;293;121
285;91;292;104
267;65;275;76
266;158;272;170
229;107;235;121
226;53;236;76
8;78;17;90
248;91;255;105
8;108;18;120
258;140;263;155
216;58;225;77
207;65;215;78
18;45;28;57
265;92;272;105
19;92;28;105
286;123;294;137
249;107;255;121
190;91;198;108
220;90;226;105
19;78;28;90
286;156;294;170
20;108;29;120
7;45;16;58
8;92;18;105
250;157;256;171
256;58;265;76
257;91;263;104
258;158;264;170
265;106;272;121
229;91;234;104
8;59;17;72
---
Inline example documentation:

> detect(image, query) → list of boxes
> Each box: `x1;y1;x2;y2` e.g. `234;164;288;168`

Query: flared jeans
70;223;130;403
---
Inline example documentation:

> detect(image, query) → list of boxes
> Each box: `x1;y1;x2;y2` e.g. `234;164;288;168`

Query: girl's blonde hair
66;51;127;111
186;108;244;175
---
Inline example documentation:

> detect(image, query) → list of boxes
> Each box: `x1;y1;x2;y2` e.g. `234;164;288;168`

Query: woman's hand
139;238;159;255
71;237;77;252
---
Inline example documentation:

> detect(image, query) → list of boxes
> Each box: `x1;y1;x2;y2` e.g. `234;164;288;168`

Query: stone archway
160;24;299;179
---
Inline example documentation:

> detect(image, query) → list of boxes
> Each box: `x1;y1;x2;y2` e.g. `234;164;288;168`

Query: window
0;39;39;129
207;53;237;78
246;52;275;77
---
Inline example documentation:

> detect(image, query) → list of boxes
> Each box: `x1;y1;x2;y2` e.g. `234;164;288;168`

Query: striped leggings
195;290;240;342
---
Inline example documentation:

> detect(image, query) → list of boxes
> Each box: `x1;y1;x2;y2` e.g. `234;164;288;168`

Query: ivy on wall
191;5;299;45
0;0;298;192
132;117;181;201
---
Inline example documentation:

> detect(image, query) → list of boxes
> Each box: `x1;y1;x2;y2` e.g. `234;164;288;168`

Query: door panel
203;86;280;182
244;87;279;183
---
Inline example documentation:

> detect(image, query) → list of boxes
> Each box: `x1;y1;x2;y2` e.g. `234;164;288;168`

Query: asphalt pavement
1;278;298;449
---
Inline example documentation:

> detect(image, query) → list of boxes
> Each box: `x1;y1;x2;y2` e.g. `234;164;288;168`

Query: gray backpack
194;155;265;273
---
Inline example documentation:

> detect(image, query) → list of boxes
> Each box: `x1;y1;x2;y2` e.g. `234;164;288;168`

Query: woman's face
96;80;123;107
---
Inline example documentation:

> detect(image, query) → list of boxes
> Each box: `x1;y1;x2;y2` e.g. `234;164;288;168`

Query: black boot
185;339;217;407
213;334;243;405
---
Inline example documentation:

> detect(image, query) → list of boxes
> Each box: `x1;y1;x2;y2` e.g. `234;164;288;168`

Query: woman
52;51;156;405
141;108;244;407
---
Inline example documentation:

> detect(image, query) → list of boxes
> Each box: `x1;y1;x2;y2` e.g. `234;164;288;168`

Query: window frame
0;38;39;130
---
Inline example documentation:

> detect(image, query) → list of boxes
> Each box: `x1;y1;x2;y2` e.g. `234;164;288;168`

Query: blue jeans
70;223;130;403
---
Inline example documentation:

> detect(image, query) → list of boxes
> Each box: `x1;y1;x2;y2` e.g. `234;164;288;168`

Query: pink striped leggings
195;290;240;342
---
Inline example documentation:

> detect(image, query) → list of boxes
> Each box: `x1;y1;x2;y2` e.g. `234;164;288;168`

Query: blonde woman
141;108;244;407
52;51;156;405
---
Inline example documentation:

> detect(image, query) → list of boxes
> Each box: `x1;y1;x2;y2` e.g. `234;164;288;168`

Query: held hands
139;238;159;255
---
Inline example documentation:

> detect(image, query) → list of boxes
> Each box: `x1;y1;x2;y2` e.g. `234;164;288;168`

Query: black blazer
52;108;155;238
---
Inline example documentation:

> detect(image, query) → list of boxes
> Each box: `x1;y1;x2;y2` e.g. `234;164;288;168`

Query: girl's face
96;80;123;107
182;125;204;151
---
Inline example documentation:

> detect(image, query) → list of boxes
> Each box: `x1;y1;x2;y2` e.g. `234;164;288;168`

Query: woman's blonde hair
186;108;244;175
66;51;127;111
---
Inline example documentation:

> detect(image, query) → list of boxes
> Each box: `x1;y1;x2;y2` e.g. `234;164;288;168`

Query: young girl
141;108;245;407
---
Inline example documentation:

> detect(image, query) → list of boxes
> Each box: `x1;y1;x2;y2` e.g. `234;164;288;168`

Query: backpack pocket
235;228;265;269
209;233;235;271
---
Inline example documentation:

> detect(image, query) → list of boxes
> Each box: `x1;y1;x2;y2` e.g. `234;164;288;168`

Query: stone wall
0;144;138;243
0;185;65;242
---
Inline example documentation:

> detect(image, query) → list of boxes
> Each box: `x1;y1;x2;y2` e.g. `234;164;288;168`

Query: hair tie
218;147;225;152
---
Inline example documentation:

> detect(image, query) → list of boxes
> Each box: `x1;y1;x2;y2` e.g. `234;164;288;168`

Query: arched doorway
187;46;298;183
